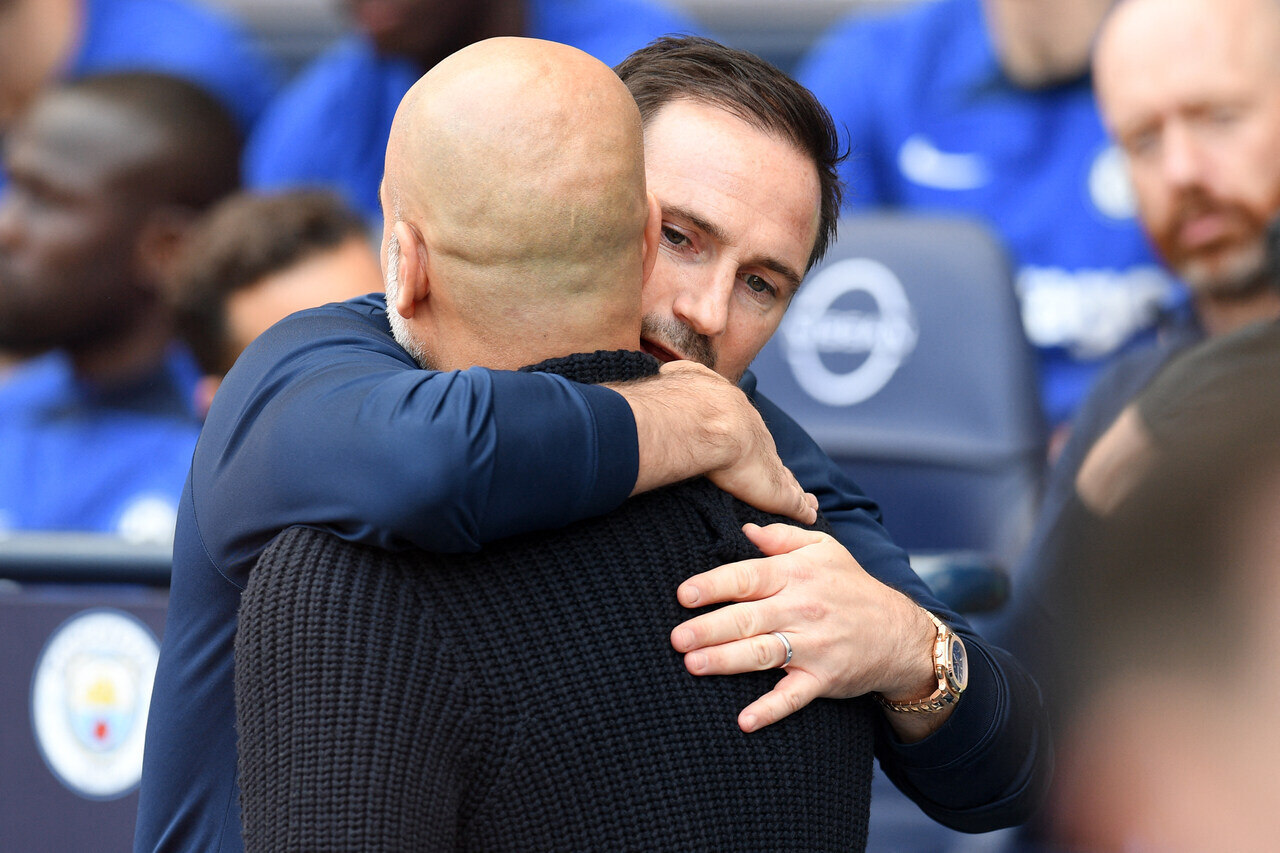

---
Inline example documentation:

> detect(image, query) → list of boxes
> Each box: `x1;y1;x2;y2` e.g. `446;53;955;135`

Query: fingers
738;673;823;733
680;632;792;675
775;469;819;525
671;599;778;652
676;551;786;610
760;462;817;525
741;522;827;557
676;523;827;610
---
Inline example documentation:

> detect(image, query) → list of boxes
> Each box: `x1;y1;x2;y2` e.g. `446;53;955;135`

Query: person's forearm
201;310;639;582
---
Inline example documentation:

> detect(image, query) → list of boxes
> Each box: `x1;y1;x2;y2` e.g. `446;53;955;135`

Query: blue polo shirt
797;0;1184;425
0;346;201;538
244;0;699;220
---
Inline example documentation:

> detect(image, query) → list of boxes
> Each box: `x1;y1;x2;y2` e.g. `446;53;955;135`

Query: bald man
1075;0;1280;510
233;40;874;850
376;38;656;373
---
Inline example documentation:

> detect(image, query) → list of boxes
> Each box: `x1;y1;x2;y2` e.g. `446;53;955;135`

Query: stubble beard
639;312;718;374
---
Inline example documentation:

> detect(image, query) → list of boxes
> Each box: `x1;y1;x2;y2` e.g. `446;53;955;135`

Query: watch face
948;637;968;693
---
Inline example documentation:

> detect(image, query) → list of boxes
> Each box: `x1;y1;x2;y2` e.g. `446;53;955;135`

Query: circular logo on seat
30;609;160;800
781;258;918;406
1089;144;1138;221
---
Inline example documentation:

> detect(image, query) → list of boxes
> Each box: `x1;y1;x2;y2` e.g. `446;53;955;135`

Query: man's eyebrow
665;203;804;296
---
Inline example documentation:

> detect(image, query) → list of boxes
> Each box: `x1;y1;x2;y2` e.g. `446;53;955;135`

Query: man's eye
661;226;689;247
744;274;774;295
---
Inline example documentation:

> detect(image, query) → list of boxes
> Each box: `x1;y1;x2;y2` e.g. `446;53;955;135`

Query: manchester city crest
29;609;160;800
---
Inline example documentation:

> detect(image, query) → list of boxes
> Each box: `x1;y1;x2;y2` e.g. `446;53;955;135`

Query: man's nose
671;268;732;338
1160;122;1209;190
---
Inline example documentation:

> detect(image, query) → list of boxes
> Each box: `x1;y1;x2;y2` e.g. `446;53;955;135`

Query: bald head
1094;0;1280;299
382;38;653;370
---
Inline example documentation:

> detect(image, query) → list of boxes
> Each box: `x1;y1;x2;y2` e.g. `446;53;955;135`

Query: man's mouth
641;338;681;363
1178;211;1237;252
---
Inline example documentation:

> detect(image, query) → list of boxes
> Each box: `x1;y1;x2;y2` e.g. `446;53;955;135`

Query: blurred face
1095;0;1280;296
345;0;505;64
982;0;1115;88
0;92;158;353
638;100;821;383
225;236;383;359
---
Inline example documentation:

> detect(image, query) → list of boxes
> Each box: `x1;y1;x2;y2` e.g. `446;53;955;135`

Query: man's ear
137;206;197;296
641;191;662;284
389;219;429;320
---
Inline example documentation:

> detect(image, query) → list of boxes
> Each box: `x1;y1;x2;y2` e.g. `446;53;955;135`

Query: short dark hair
615;35;845;272
63;71;242;210
171;190;369;375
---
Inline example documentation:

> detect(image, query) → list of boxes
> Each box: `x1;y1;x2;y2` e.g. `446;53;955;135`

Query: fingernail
681;586;700;606
674;627;693;648
689;652;707;672
741;714;757;732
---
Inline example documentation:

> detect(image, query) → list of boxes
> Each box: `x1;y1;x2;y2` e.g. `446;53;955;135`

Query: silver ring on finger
771;631;793;669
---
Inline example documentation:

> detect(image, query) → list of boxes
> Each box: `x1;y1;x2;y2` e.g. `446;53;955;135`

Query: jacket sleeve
749;382;1052;832
197;302;639;587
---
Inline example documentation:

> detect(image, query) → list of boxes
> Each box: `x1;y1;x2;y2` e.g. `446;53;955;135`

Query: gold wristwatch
876;609;968;714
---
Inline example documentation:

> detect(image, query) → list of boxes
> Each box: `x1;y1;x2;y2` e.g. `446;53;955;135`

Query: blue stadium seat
750;213;1048;606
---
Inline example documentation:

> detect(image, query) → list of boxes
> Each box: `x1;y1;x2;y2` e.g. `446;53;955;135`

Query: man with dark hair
0;71;241;538
236;41;875;849
169;189;380;412
137;35;1049;852
244;0;698;220
617;35;843;273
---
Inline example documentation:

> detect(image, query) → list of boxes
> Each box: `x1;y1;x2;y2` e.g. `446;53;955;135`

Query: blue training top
0;346;202;539
796;0;1184;426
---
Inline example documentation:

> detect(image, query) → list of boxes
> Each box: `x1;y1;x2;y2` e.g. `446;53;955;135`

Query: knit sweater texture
235;350;875;852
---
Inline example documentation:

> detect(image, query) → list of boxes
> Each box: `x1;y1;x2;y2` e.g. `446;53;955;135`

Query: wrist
876;607;969;715
877;598;938;702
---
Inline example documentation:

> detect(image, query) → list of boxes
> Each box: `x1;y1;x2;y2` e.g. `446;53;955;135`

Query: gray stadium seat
750;213;1047;603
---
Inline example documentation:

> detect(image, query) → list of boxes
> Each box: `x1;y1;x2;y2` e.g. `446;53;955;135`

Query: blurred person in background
169;189;381;416
0;0;277;370
0;72;240;539
1044;330;1280;852
243;0;699;220
0;0;279;145
797;0;1177;434
999;0;1280;682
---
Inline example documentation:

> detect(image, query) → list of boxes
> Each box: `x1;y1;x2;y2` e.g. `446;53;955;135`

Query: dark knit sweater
235;350;875;852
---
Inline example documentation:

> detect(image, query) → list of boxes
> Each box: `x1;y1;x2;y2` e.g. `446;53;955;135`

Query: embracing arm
198;301;810;583
670;382;1052;831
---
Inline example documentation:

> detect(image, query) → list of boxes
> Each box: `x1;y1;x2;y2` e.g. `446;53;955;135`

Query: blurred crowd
2;0;1279;850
